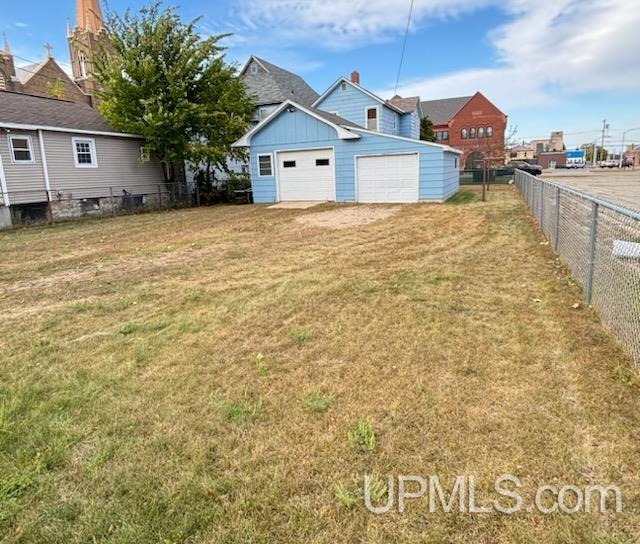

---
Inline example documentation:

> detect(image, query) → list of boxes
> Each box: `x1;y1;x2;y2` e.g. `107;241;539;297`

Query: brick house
421;92;507;169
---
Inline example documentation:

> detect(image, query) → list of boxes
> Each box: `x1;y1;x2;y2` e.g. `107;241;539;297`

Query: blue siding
315;82;400;136
442;151;461;201
249;106;458;203
399;108;420;140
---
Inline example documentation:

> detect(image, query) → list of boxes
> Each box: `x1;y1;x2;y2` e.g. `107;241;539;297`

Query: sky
2;0;640;151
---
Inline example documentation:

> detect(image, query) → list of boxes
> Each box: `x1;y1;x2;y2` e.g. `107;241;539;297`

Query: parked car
506;161;543;176
600;160;617;168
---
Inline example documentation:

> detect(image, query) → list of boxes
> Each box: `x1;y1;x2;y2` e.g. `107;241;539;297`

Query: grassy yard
1;186;639;543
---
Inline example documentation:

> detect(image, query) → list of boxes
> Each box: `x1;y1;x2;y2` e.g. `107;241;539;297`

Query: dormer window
366;107;378;131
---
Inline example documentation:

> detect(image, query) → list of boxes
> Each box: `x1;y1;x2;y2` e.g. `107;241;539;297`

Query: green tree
420;116;436;142
95;2;252;182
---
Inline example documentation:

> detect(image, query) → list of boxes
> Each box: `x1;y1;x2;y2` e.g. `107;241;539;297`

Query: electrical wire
394;0;415;96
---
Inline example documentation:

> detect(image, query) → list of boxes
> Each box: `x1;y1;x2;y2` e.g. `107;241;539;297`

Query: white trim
274;146;336;202
0;152;9;207
232;100;360;147
37;130;51;197
354;151;420;203
312;77;404;114
72;137;98;168
256;153;273;177
346;126;464;154
8;134;35;164
365;105;379;131
0;122;142;139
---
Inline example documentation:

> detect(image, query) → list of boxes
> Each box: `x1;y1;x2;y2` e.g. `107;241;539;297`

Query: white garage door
356;153;419;203
278;149;335;201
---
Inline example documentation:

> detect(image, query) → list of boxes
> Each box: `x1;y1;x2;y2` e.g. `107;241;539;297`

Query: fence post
584;202;599;305
554;187;561;251
109;186;116;216
540;181;545;228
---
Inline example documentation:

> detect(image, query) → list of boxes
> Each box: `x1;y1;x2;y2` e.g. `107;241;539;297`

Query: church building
0;0;108;107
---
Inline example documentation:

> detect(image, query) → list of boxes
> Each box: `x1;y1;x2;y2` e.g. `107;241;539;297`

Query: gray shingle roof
387;95;420;113
242;56;319;107
0;91;117;133
420;96;472;125
308;106;359;129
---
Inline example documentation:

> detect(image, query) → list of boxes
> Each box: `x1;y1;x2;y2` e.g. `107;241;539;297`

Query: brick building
421;92;507;169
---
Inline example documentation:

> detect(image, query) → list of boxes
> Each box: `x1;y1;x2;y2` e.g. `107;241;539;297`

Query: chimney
350;71;360;85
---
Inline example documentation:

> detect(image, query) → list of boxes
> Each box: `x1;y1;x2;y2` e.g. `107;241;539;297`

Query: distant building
624;144;640;166
566;150;586;168
537;152;566;169
508;143;535;161
531;131;564;153
420;92;507;169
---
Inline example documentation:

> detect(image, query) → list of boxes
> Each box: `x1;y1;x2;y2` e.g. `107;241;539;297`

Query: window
436;131;449;141
469;128;476;139
478;127;485;138
72;138;97;168
78;52;87;78
366;107;378;131
454;157;459;168
9;136;34;163
139;146;150;163
283;160;296;168
461;128;468;140
0;72;6;91
250;63;258;74
257;154;273;176
487;126;493;138
340;82;348;91
316;158;330;166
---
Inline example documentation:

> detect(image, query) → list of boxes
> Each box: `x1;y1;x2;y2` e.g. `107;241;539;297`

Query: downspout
0;152;9;207
37;129;53;221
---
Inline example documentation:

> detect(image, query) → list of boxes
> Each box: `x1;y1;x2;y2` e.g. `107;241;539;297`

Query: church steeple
76;0;104;34
2;33;10;57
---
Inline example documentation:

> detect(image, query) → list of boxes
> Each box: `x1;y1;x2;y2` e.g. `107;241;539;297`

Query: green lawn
0;187;638;543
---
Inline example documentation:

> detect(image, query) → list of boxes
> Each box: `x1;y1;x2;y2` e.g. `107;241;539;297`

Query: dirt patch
295;205;401;229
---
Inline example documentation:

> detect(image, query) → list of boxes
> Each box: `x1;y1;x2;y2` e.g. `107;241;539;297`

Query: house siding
315;83;400;135
0;130;47;205
44;131;164;199
248;107;459;203
399;108;420;140
0;128;165;205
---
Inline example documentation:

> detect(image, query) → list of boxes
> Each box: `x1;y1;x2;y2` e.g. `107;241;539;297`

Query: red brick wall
443;93;507;168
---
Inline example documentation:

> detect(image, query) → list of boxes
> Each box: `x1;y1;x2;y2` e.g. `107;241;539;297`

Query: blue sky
2;0;640;151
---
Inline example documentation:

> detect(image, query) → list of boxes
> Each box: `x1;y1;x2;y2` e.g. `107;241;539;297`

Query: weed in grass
41;317;61;331
365;473;389;504
614;366;636;385
334;483;359;509
253;353;269;376
132;343;151;366
184;290;201;302
348;420;376;452
69;302;92;314
447;190;478;205
422;392;435;408
30;338;52;353
223;400;264;423
303;390;333;413
119;323;138;336
288;328;311;347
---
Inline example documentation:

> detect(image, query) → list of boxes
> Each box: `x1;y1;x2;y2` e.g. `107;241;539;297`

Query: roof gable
232;100;360;147
240;55;319;107
387;95;420;114
313;77;404;114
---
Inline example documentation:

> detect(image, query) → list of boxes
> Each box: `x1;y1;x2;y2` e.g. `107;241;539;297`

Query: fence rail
514;170;640;365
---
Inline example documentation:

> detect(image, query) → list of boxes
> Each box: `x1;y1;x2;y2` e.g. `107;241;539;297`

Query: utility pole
592;139;598;167
600;119;608;162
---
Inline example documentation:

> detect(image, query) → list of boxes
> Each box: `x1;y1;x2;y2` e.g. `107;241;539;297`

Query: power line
394;0;415;95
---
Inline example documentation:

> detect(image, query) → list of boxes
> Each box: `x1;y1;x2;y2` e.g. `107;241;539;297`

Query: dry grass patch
0;187;639;543
294;204;400;229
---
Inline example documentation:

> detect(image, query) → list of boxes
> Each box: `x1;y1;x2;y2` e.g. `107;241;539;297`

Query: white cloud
14;22;28;28
380;0;640;109
235;0;640;109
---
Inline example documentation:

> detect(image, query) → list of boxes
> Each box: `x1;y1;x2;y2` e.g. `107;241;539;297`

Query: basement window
283;160;296;168
316;158;330;166
9;136;34;163
257;154;273;176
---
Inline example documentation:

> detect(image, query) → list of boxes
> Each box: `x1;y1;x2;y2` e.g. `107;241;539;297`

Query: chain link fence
515;170;640;365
